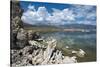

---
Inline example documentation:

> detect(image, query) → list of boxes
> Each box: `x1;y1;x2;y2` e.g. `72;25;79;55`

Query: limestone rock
62;56;77;63
16;28;28;48
76;49;86;57
27;30;33;40
11;1;24;49
17;28;27;40
11;37;82;66
72;49;86;57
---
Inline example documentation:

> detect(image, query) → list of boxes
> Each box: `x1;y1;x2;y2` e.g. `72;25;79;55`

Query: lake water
41;32;96;62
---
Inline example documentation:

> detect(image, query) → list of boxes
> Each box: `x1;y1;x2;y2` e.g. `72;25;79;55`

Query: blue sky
20;1;96;25
20;1;73;12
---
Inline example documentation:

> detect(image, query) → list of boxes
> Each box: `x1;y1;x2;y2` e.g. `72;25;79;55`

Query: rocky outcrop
16;28;28;48
11;37;81;67
11;1;26;49
72;49;86;57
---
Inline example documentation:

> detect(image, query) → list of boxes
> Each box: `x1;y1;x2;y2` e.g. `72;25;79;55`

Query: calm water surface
41;32;96;62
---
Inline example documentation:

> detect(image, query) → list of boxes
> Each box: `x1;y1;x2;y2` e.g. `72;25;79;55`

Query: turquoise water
41;32;96;62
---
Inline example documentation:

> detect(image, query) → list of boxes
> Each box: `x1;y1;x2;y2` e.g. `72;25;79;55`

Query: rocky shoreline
11;37;78;66
10;1;85;67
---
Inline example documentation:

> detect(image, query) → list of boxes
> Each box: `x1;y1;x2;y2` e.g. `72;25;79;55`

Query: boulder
16;28;28;48
72;49;86;57
62;56;77;63
27;30;33;40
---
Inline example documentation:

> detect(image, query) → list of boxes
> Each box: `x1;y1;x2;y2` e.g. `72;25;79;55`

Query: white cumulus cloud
21;5;96;25
21;5;75;25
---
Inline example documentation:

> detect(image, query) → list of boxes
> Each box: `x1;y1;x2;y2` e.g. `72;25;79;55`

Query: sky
20;1;96;25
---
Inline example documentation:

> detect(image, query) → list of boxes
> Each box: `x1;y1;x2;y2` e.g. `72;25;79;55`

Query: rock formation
11;1;26;49
11;37;79;67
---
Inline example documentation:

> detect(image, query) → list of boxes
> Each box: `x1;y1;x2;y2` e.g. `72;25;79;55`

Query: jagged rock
32;49;44;65
72;49;86;57
27;30;43;42
62;56;77;63
11;1;24;49
11;37;78;66
17;28;27;40
12;16;23;32
42;38;57;64
16;28;28;48
27;30;33;40
29;40;44;48
32;32;41;40
11;16;24;49
76;49;86;57
30;37;77;65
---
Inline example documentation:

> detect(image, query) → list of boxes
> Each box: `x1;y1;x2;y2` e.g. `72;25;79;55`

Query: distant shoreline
24;27;96;33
